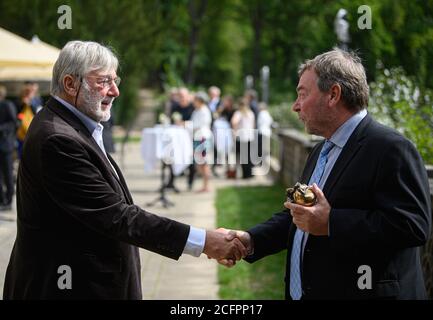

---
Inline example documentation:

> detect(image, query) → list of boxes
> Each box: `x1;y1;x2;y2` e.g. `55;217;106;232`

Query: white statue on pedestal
334;8;350;50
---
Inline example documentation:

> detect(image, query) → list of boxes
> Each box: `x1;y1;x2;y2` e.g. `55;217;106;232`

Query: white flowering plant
159;113;170;125
171;112;182;123
369;66;433;164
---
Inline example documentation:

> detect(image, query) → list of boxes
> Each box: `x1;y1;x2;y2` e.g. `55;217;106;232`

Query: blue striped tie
289;140;334;300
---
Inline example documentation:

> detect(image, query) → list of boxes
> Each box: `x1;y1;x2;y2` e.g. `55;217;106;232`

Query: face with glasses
76;70;120;122
86;75;121;89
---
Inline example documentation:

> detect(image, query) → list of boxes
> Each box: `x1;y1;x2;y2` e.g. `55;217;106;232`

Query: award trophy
286;182;316;207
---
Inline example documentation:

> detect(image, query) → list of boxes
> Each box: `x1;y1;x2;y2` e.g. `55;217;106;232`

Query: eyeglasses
84;75;121;88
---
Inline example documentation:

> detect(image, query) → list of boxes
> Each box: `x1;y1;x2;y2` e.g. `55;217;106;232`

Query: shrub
369;66;433;164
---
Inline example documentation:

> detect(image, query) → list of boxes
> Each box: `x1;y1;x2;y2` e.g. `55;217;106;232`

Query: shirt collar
329;109;367;149
53;95;101;135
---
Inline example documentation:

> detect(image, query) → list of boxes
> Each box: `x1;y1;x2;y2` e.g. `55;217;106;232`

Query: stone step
131;89;159;131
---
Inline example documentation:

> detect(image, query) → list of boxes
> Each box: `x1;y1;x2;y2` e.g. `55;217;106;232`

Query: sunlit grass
216;183;287;299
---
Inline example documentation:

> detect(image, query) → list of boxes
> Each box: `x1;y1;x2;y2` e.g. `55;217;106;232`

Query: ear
328;83;341;107
63;75;79;97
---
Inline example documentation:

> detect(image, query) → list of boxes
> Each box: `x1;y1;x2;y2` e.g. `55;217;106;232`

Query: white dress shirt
301;109;368;254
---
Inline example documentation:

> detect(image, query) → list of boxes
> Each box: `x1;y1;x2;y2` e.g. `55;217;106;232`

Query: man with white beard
3;41;247;300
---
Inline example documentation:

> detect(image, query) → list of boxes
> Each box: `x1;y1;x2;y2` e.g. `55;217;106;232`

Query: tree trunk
184;0;208;85
251;2;263;80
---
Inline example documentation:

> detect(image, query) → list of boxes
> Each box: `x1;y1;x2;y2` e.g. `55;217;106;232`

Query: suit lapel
288;114;372;247
46;97;89;134
301;143;322;184
107;153;134;204
287;142;323;244
322;114;372;198
46;98;131;202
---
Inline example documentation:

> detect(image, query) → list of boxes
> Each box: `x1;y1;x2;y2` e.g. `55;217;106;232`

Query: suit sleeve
329;138;432;253
244;211;292;263
41;134;190;260
244;146;320;263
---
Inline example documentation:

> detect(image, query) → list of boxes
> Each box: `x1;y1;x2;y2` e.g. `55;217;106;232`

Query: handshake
203;228;252;267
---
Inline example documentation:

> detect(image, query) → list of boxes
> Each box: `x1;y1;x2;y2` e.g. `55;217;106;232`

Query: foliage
369;66;433;164
1;0;433;126
216;184;286;299
268;102;304;131
114;75;140;128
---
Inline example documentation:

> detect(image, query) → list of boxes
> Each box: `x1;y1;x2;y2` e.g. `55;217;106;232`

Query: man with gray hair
216;48;431;300
207;86;221;114
3;41;246;299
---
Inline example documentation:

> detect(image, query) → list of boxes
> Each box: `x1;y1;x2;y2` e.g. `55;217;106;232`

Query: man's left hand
284;183;331;236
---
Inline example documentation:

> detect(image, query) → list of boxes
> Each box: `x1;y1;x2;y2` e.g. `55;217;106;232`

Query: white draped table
141;125;193;176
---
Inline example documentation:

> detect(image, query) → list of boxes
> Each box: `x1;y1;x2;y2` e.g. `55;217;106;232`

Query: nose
108;82;120;97
292;99;300;112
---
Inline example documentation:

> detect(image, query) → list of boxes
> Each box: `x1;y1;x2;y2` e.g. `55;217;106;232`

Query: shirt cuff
182;226;206;257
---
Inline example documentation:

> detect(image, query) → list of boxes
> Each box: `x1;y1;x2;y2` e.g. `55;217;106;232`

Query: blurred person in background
214;95;236;178
257;102;273;159
207;86;221;115
166;87;195;191
15;82;36;159
208;86;222;177
231;97;255;179
164;87;179;116
244;89;259;121
29;82;44;114
170;87;194;125
219;95;235;123
191;92;212;192
0;85;17;211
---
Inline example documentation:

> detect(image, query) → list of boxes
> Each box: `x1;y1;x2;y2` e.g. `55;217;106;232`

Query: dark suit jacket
3;97;190;300
170;103;194;122
0;99;17;153
245;114;432;300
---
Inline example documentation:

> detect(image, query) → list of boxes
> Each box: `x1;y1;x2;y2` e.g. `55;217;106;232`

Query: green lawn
216;183;287;299
113;136;141;143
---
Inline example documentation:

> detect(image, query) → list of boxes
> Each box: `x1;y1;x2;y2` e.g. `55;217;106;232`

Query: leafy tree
1;0;432;137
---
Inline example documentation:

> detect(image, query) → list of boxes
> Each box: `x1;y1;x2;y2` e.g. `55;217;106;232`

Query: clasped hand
205;228;252;268
207;184;331;268
203;229;249;267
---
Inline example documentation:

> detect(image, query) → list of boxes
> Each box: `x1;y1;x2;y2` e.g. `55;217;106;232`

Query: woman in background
191;92;212;192
231;98;255;179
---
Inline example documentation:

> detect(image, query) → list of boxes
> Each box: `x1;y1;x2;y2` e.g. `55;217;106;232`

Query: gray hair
298;48;369;111
208;86;221;96
51;41;119;96
194;91;209;104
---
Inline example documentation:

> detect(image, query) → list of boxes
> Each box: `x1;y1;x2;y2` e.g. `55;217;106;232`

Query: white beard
78;81;113;122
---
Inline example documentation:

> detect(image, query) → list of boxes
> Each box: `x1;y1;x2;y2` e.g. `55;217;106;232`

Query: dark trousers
0;151;14;205
166;164;195;189
258;133;263;158
236;139;253;179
